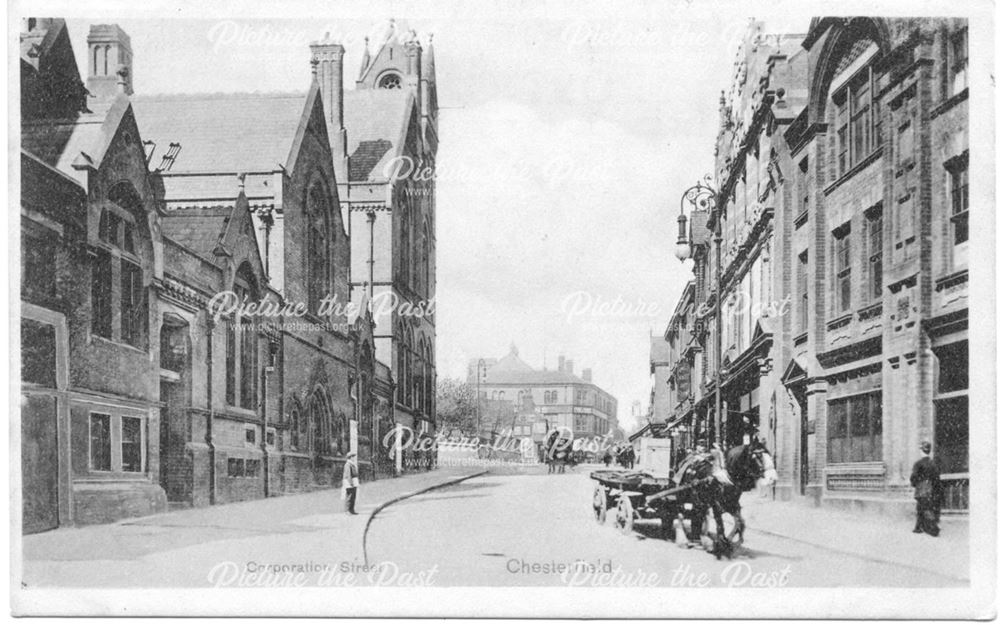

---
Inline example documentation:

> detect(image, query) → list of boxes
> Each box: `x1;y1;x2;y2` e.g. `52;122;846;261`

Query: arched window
309;386;333;455
379;73;402;89
424;342;434;416
405;327;414;407
825;35;882;180
306;181;333;314
289;399;303;451
416;336;425;414
422;221;430;297
225;263;259;409
398;200;410;289
93;182;147;349
396;324;406;405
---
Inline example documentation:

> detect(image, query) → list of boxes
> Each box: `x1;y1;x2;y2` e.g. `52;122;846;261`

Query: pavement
741;491;969;583
21;466;485;588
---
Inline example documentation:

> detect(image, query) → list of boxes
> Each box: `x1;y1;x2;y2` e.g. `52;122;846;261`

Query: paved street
367;465;970;588
21;464;968;588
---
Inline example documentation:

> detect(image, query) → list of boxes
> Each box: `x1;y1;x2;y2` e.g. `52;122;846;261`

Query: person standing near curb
910;441;942;536
343;451;360;515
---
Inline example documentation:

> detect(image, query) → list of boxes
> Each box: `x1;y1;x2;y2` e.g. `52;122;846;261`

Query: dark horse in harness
543;428;577;474
677;439;776;558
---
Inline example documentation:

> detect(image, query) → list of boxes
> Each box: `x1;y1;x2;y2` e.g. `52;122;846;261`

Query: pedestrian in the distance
343;451;360;515
909;441;941;536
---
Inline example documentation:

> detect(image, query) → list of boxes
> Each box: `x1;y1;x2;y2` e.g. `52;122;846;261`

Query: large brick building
655;18;969;518
19;18;432;531
469;345;622;441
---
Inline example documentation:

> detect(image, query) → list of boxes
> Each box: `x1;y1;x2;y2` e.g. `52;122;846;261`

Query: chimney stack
86;24;133;100
310;33;347;160
582;368;592;383
565;360;574;375
557;355;565;372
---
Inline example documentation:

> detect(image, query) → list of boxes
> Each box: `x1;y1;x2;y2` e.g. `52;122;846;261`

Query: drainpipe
367;211;376;300
261;342;272;497
206;317;216;505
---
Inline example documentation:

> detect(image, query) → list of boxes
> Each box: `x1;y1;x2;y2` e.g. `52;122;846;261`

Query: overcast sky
63;2;813;433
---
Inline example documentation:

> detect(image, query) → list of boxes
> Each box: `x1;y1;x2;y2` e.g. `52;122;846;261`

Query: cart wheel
615;495;635;535
592;486;608;525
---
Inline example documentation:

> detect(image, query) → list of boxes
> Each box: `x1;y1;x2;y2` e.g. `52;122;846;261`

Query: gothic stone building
19;19;407;531
311;21;439;473
21;20;168;530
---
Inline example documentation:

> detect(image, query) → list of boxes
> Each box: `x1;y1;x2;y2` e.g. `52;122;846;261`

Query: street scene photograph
9;0;996;618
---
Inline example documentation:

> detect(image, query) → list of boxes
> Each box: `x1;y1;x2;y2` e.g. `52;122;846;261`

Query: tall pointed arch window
306;182;333;314
225;264;260;410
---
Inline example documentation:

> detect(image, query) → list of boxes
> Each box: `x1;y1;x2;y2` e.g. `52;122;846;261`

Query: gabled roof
159;205;234;259
21;93;133;187
20;18;67;71
343;88;414;182
132;91;311;174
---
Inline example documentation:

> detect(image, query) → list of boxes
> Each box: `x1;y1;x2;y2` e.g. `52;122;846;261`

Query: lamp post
676;177;723;446
476;358;486;438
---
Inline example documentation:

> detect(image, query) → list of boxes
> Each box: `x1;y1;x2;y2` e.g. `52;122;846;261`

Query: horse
543;430;575;474
677;439;776;558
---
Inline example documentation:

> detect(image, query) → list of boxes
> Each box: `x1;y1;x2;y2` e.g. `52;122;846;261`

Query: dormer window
379;73;402;89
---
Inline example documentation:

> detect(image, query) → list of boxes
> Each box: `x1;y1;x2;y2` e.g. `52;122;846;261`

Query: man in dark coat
909;441;942;536
343;451;360;515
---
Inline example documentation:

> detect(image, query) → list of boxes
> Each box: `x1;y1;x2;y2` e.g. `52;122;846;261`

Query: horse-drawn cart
590;440;777;558
590;469;702;540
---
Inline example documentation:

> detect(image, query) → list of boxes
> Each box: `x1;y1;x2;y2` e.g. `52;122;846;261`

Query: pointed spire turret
358;36;371;80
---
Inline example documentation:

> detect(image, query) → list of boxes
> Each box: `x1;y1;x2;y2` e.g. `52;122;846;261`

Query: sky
62;2;812;434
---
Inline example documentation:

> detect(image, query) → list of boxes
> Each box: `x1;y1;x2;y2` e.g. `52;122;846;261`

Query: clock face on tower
378;73;402;89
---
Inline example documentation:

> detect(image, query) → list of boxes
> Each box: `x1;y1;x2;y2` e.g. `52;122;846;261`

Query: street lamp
476;358;487;438
676;177;723;446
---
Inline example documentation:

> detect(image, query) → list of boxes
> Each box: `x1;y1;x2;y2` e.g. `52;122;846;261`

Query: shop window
935;396;968;474
121;416;143;472
827;392;882;463
89;413;112;471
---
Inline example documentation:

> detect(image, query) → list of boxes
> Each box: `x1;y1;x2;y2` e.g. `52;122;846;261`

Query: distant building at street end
468;344;623;442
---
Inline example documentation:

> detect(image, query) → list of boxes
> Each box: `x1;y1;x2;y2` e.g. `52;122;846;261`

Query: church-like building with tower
310;19;439;455
18;17;439;532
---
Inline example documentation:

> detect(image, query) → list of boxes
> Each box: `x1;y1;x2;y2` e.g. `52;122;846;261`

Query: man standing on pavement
909;441;942;536
343;451;360;515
